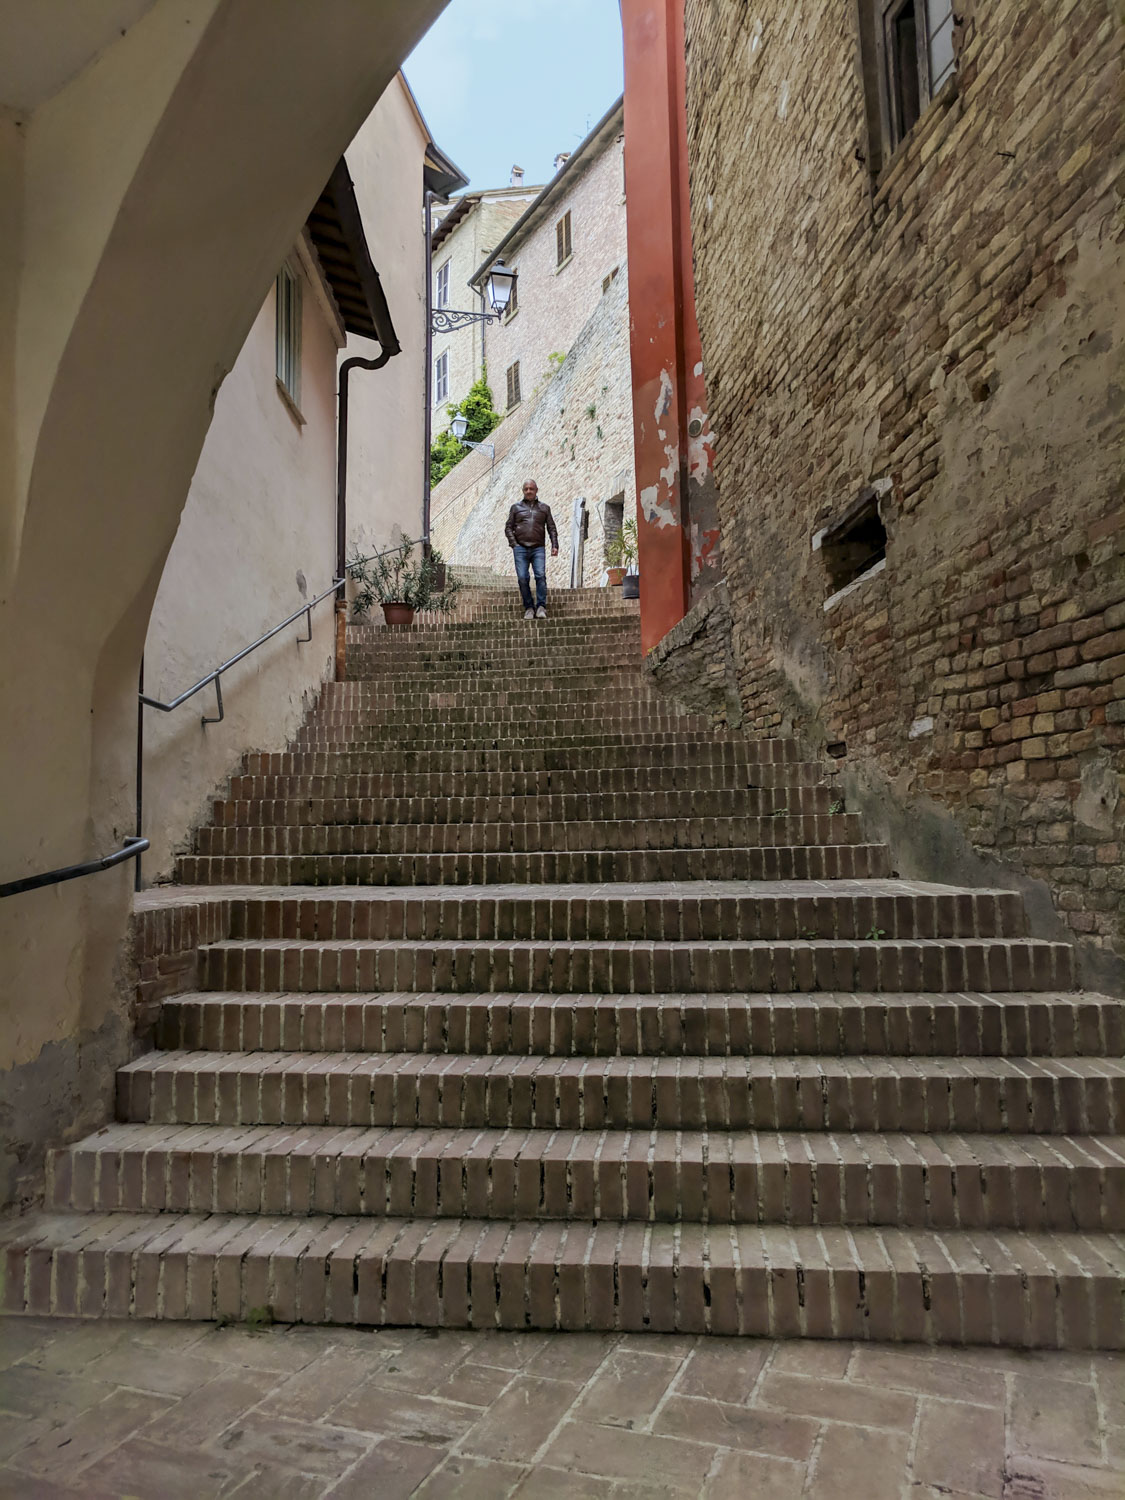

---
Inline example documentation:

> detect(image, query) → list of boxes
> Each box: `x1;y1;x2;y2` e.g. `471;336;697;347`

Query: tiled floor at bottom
0;1318;1121;1499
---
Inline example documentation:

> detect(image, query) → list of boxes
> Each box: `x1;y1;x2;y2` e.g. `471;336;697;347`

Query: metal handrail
139;538;424;725
0;837;149;900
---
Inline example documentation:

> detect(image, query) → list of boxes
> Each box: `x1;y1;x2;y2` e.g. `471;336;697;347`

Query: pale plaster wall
483;132;627;420
432;193;535;424
141;258;340;881
344;76;429;556
432;264;635;590
0;0;446;1208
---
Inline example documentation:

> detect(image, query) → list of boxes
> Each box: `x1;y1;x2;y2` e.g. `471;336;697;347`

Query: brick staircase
5;586;1123;1345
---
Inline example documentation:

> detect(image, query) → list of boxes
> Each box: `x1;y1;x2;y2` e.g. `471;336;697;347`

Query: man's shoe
535;605;547;619
523;607;535;620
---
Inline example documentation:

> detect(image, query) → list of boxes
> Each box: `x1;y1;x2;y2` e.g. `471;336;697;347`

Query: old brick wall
432;265;635;587
682;1;1124;979
644;580;743;728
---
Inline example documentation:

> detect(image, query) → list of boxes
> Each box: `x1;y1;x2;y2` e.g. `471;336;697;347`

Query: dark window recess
887;1;921;141
506;361;521;409
603;494;625;561
820;491;887;593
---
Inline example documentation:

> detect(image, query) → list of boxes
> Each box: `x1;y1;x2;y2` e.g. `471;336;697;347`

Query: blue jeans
512;544;547;610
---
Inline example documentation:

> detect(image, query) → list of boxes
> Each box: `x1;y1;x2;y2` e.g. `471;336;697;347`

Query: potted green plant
605;518;637;588
617;518;640;599
348;543;460;626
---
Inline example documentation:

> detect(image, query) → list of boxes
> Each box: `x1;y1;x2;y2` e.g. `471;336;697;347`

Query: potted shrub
617;518;640;599
605;518;637;588
349;542;460;626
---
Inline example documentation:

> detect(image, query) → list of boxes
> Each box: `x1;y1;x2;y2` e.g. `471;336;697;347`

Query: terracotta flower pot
381;602;415;626
606;567;625;586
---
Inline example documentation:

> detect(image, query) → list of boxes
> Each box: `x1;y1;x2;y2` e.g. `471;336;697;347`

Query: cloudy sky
406;0;625;192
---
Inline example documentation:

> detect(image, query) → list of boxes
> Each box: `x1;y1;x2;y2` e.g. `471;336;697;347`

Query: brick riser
195;938;1074;996
158;991;1124;1059
46;1125;1125;1233
174;845;894;887
4;1217;1122;1345
7;595;1124;1347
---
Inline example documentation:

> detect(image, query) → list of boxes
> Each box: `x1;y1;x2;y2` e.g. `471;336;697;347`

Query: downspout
422;189;435;548
336;349;394;591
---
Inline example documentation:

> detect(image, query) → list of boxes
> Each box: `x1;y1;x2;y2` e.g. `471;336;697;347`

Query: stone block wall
484;129;628;422
681;1;1124;978
431;265;635;588
644;580;743;729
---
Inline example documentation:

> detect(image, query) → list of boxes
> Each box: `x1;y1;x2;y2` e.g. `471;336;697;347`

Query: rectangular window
506;361;521;410
275;262;302;407
556;210;573;267
867;0;957;160
602;266;619;294
505;272;518;320
435;350;448;405
435;259;450;310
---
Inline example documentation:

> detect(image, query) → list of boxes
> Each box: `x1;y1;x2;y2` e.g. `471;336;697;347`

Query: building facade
674;1;1124;981
431;264;635;586
472;99;627;424
429;180;540;423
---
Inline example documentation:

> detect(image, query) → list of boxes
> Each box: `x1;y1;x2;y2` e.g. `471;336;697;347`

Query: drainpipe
422;189;435;549
336;350;393;592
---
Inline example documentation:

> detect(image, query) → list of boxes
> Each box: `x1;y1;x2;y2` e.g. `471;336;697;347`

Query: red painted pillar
622;0;721;655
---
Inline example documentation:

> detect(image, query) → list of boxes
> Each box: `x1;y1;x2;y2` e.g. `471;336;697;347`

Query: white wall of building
141;250;341;880
345;76;429;555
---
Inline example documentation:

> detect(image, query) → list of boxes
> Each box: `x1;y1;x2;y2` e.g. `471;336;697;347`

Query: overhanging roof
470;96;624;291
305;158;398;354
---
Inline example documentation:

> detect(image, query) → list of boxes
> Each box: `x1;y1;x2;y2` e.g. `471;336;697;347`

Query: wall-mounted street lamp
431;261;518;334
450;409;496;475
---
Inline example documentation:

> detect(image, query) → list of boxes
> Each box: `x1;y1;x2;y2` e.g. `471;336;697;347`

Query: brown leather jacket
505;499;559;550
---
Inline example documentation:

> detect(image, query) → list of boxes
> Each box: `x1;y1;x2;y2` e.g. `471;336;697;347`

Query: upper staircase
4;586;1123;1345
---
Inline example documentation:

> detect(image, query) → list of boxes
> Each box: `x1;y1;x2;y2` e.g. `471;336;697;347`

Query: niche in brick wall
814;487;888;600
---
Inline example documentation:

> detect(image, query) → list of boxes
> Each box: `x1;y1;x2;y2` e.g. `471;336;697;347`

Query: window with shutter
556;210;573;267
860;0;957;167
435;351;448;405
275;262;302;408
506;361;521;410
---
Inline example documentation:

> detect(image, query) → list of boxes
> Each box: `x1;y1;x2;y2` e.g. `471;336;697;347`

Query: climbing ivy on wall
430;374;501;486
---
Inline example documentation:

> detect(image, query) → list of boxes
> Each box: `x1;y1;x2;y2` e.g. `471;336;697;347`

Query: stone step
328;666;646;690
294;713;711;741
194;812;871;857
116;1051;1123;1133
220;884;1026;943
46;1123;1125;1232
319;682;663;708
290;729;738;753
241;740;803;776
173;843;895;886
197;937;1073;996
158;989;1124;1059
209;786;832;828
225;761;828;800
6;1211;1120;1344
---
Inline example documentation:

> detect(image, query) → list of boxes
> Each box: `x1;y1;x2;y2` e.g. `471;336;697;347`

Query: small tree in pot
613;518;640;598
605;516;638;588
349;543;460;626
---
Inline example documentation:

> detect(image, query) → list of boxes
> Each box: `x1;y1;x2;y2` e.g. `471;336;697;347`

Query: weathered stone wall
431;264;635;588
645;580;742;728
682;1;1124;980
484;128;628;419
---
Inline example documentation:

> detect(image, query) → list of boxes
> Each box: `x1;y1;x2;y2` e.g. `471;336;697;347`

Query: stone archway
0;0;447;1202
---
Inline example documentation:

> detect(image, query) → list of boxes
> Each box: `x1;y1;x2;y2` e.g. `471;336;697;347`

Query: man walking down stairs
5;586;1124;1346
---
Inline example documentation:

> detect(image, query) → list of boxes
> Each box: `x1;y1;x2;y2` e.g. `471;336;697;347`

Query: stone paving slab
0;1318;1120;1497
